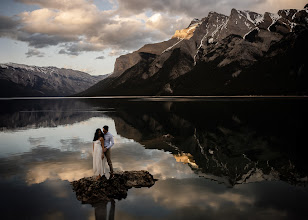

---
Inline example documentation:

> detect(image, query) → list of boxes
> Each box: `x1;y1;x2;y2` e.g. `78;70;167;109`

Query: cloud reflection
0;135;198;185
28;137;46;146
1;98;308;219
117;177;307;219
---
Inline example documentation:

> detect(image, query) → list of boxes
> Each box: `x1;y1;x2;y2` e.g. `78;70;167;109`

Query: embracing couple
93;125;114;180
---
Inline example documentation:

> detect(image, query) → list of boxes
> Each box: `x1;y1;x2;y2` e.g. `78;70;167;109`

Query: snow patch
193;29;208;65
268;13;281;31
285;9;291;17
192;18;200;22
162;39;184;54
246;11;264;25
244;21;252;29
163;83;173;94
232;70;241;78
194;128;206;156
292;11;298;20
0;64;9;69
243;27;260;39
245;11;255;24
222;18;229;29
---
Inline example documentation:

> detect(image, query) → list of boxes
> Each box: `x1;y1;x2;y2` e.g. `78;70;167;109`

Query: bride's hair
93;128;102;141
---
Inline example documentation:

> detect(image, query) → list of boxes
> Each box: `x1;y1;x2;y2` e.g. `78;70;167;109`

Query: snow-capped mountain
80;5;308;96
0;63;109;97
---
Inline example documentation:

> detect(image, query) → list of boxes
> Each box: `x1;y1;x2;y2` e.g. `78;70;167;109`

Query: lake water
0;97;307;220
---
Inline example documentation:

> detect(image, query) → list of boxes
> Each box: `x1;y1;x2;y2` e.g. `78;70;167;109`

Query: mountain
0;63;109;97
79;5;308;96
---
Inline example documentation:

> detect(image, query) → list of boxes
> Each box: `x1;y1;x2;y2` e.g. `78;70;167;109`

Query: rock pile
71;170;156;204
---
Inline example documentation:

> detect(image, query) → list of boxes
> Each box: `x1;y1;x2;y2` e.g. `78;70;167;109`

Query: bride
93;128;106;180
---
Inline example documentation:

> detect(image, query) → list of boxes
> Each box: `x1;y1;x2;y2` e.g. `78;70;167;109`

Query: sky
0;0;306;75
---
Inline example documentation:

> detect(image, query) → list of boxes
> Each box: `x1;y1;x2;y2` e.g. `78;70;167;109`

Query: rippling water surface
0;97;307;219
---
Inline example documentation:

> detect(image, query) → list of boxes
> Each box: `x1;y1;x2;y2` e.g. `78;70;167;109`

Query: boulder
71;170;156;204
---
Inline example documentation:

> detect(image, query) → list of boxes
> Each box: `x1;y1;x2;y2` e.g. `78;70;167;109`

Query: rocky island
71;171;156;204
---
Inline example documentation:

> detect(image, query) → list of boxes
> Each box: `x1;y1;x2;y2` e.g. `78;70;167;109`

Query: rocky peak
91;6;308;97
258;12;275;30
230;9;258;29
201;12;227;42
172;19;202;40
278;9;298;21
189;18;201;26
207;11;228;24
247;11;264;25
292;8;308;26
215;8;257;41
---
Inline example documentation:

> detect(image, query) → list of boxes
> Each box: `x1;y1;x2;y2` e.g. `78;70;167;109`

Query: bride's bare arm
100;137;105;158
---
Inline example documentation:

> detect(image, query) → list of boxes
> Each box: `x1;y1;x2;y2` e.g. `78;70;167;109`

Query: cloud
1;0;307;57
96;56;105;60
25;48;45;57
11;0;167;54
115;0;306;17
28;137;46;146
0;15;20;38
59;42;105;56
146;13;192;36
108;49;129;57
19;33;77;48
0;15;20;30
15;0;92;10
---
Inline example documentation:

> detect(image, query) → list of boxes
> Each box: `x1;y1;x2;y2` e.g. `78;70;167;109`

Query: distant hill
79;5;308;96
0;63;109;97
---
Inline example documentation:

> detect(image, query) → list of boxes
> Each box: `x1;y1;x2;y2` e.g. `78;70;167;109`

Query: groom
103;125;114;176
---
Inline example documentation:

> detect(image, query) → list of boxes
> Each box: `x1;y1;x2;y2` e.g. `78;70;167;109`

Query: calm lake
0;97;307;220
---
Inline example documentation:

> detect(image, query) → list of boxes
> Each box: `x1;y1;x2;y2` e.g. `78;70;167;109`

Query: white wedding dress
93;139;106;176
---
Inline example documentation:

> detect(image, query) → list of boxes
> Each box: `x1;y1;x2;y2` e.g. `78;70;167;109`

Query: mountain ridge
79;5;308;96
0;63;109;97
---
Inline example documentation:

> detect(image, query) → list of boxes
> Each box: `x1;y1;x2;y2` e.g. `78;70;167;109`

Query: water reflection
0;98;307;219
0;99;109;131
94;200;115;220
102;99;308;187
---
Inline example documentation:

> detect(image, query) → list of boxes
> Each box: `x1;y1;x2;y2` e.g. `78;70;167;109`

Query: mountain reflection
0;98;307;187
102;98;308;187
0;99;107;130
173;153;198;169
1;98;308;219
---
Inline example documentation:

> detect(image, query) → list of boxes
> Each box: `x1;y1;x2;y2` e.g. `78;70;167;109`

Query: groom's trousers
104;148;114;173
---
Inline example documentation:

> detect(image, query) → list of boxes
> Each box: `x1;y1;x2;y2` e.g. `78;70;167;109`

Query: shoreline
0;95;308;101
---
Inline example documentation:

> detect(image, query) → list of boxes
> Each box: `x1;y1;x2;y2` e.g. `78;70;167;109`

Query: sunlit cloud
26;162;93;184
